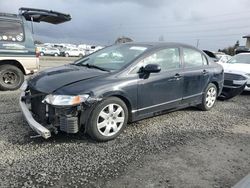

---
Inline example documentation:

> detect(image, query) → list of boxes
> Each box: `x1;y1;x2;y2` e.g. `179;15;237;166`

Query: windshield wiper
76;63;110;72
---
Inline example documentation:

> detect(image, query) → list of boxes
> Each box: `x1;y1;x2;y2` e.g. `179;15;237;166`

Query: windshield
228;54;250;64
74;44;148;71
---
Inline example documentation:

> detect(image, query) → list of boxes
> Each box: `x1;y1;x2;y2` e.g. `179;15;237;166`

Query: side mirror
142;64;161;73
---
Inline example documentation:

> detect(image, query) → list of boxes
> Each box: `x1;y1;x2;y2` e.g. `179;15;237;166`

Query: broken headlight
43;94;89;106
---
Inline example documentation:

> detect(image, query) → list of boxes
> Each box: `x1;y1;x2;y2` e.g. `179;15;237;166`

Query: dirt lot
0;57;250;188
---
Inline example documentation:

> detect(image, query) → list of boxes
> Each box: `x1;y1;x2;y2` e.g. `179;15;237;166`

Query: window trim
0;20;25;43
202;54;209;65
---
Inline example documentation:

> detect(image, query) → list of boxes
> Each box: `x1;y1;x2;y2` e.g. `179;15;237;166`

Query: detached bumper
19;92;51;139
219;80;247;100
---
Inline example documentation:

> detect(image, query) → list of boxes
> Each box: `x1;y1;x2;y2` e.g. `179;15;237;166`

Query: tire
87;97;128;141
54;53;58;57
79;54;83;57
198;83;217;111
0;65;24;91
65;53;69;57
40;52;44;56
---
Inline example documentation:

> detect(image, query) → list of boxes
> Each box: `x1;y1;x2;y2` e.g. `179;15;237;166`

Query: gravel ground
0;59;249;188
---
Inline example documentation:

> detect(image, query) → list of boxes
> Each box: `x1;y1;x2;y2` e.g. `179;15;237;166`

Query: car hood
28;64;107;93
221;63;250;74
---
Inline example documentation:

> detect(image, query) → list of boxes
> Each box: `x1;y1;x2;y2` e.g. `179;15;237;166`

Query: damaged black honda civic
20;42;224;141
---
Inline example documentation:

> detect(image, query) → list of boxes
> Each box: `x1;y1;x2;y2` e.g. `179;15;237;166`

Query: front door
136;47;183;116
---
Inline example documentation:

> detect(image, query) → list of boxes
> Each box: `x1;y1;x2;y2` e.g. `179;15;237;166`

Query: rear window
0;20;24;42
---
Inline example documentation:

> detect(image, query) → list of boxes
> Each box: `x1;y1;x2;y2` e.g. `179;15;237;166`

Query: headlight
43;94;89;106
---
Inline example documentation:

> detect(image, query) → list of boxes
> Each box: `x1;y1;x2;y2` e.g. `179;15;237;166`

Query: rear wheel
198;83;217;111
40;52;44;56
0;65;24;91
87;97;128;141
65;53;69;57
54;53;58;57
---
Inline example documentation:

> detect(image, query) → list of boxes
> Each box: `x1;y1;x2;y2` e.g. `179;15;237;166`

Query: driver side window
130;48;180;74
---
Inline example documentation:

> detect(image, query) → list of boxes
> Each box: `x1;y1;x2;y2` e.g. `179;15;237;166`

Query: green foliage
218;40;239;55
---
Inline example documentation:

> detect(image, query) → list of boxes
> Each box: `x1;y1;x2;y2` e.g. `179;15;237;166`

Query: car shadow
241;91;250;95
26;130;99;145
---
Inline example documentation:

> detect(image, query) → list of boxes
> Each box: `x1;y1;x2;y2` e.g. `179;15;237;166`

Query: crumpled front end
19;83;93;139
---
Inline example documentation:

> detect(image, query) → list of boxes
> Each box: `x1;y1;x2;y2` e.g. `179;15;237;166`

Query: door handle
203;70;209;75
174;73;182;79
168;73;182;81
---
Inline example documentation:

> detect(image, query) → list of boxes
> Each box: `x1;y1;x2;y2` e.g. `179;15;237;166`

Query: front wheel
0;65;24;91
87;97;128;141
198;83;217;111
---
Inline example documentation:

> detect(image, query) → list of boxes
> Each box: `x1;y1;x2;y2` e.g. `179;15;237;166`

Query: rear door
19;7;71;24
181;47;210;104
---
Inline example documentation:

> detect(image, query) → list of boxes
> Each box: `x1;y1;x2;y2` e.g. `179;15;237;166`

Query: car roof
121;42;198;49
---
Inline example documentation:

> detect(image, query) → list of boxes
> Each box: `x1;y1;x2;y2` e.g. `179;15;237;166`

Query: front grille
224;73;247;81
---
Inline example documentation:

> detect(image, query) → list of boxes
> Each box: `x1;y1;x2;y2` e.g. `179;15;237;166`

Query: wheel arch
0;60;26;74
99;91;133;123
211;81;219;96
111;94;132;122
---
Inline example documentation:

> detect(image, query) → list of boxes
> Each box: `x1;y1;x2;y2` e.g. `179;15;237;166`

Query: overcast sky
0;0;250;50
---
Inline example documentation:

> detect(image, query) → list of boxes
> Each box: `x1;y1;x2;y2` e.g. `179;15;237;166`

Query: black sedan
20;43;224;141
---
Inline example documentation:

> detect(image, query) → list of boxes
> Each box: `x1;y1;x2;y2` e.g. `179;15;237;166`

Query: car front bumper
19;91;51;139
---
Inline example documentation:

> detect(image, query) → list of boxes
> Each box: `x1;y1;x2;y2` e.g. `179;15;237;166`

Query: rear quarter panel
208;62;224;95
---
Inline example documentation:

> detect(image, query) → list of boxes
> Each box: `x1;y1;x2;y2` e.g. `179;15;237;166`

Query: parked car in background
20;42;223;141
63;48;85;57
85;46;103;55
0;7;71;90
217;54;232;63
219;53;250;91
39;47;60;56
235;46;250;54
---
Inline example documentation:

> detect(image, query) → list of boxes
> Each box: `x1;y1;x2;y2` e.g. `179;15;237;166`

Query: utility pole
196;39;200;48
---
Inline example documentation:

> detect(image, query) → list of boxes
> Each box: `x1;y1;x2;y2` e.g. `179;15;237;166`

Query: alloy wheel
206;87;217;108
97;103;125;137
